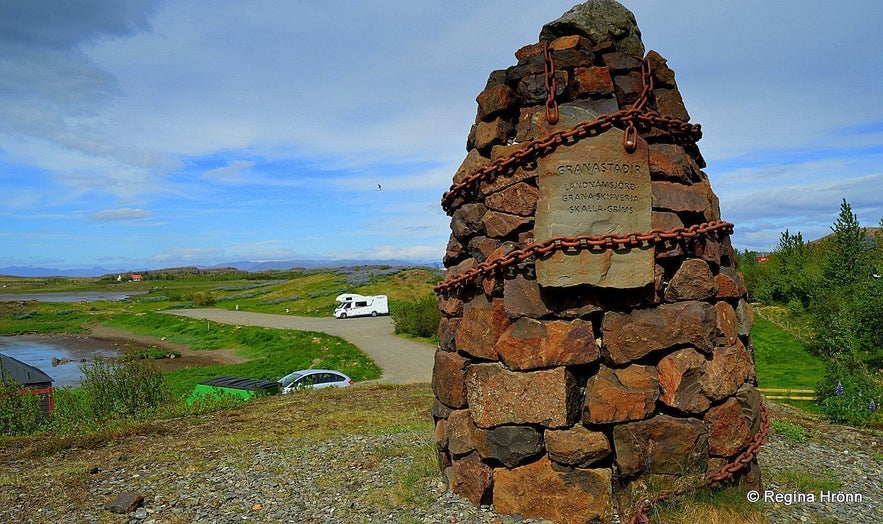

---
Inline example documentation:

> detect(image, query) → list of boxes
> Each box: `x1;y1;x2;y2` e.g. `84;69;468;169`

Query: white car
278;369;354;393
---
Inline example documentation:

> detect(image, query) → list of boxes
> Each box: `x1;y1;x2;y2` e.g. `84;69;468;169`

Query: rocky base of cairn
433;12;762;524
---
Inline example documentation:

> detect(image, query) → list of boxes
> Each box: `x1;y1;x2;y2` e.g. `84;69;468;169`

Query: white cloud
87;207;152;221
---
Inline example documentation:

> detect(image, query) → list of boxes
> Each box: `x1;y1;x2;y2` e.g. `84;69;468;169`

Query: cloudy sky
2;1;882;271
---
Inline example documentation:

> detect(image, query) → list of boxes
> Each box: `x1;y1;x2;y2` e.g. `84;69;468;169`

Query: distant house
0;353;54;416
130;274;143;282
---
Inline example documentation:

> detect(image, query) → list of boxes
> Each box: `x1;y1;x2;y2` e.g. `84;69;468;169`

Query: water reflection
0;336;121;388
0;291;146;303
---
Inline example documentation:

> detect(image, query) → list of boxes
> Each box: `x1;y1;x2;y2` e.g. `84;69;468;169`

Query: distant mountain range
0;259;442;278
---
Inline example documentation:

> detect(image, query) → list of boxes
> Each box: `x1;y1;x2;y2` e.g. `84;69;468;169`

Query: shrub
78;356;173;420
391;295;440;340
190;291;216;307
0;372;44;436
816;355;882;427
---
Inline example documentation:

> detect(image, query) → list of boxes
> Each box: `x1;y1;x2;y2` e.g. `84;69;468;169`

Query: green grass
770;419;809;442
104;312;382;397
751;315;825;391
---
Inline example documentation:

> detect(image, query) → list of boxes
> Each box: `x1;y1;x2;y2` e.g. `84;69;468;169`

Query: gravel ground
1;400;879;524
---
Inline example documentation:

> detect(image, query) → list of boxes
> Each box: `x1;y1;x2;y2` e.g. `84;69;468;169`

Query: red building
0;353;54;416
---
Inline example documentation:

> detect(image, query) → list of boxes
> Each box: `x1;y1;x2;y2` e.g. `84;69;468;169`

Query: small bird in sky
377;184;382;191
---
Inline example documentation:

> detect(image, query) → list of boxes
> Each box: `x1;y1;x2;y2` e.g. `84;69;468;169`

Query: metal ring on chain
434;220;734;295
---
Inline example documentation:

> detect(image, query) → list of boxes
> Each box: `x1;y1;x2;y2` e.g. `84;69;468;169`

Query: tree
823;198;866;286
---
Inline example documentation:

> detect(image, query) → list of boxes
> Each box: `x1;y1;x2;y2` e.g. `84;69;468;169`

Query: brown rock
432;350;470;409
645;50;677;88
649;143;699;183
474;116;513;153
664;258;718;302
476;84;516;121
482;210;531;239
452;148;488;185
714;301;739;346
651;211;684;258
657;347;710;414
451;203;487;240
484;425;544;467
466;363;581;428
446;409;479;455
693;235;722;267
515;42;544;62
514;106;546;142
704;397;753;457
434;418;447;450
613;414;709;476
653;87;690;121
444;257;475;283
518;72;567;105
438;296;464;317
493;456;613;524
451;451;494;507
601;301;716;364
546;425;611;468
701;341;752;402
652;179;718;221
716;267;747;298
478;148;537;195
583;364;659;424
496;317;599;371
613;70;643;106
503;274;553;318
570;66;614;98
454;296;508;361
104;492;144;514
467;236;501;262
444;235;467;266
484;182;538;216
549;34;592;51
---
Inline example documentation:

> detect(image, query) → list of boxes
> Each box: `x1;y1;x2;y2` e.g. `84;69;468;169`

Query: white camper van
333;293;389;319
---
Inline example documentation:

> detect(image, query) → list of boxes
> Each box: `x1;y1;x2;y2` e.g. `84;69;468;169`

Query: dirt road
164;309;436;384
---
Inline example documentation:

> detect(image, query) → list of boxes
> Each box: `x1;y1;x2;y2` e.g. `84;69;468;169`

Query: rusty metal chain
433;220;733;295
629;401;770;524
440;50;702;214
543;42;559;125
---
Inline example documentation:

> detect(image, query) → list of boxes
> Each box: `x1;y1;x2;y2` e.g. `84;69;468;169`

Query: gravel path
163;309;436;384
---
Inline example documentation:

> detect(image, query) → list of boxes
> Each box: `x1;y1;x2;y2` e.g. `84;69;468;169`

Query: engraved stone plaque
534;127;653;288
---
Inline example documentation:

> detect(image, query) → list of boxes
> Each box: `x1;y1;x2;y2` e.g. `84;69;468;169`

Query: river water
0;291;141;387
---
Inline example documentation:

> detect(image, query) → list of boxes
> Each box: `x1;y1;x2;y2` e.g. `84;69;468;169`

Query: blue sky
1;1;882;271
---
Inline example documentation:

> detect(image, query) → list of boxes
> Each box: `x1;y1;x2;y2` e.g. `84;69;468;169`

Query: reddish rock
444;257;475;283
518;71;567;105
651;211;685;258
482;210;531;239
545;425;611;468
467;236;501;262
653;87;690;121
455;296;508;361
476;84;516;121
715;267;747;299
493;456;613;524
649;143;698;183
613;70;642;106
714;301;739;346
613;414;709;477
484;182;538;217
451;451;494;507
664;259;717;302
495;317;599;371
657;347;710;414
503;275;553;318
651;180;717;221
432;350;470;409
452;148;488;185
474;116;513;153
645;50;677;88
434;418;447;450
514;42;545;62
484;425;544;467
583;365;659;424
438;296;464;317
477;144;537;195
704;397;753;457
444;235;467;266
701;341;752;402
514;106;546;142
549;34;592;51
466;363;580;429
446;409;479;455
570;66;614;98
693;235;722;267
601;301;716;364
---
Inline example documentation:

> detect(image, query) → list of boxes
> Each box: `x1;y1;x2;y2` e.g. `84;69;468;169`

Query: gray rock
540;0;645;56
104;491;144;514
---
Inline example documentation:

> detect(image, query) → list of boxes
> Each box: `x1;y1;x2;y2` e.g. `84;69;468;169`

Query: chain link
434;220;733;295
441;49;702;213
629;402;770;524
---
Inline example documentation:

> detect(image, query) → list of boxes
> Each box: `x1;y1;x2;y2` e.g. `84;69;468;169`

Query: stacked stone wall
433;10;762;522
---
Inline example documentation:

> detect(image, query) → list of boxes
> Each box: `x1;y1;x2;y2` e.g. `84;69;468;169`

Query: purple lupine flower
870;400;878;411
835;381;844;395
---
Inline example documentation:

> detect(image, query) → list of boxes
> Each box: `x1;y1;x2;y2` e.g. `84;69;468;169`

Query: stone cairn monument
431;1;768;522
